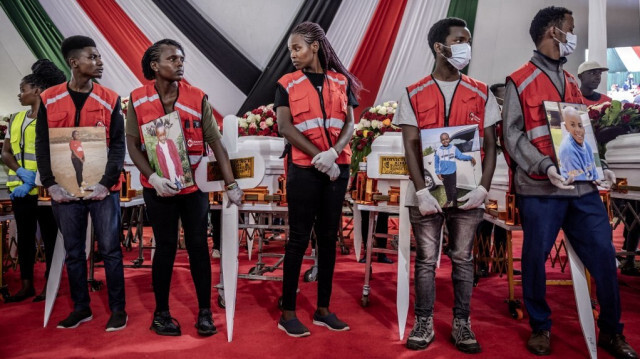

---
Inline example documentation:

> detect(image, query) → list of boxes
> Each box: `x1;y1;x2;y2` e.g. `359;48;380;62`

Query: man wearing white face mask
394;17;499;354
503;6;637;358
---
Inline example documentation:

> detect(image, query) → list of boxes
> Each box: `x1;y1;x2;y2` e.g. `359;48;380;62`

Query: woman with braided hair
1;59;65;302
275;21;360;337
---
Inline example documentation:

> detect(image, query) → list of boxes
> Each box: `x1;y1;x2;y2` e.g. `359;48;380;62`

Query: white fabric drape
116;0;246;116
40;0;142;97
0;9;37;113
588;0;608;93
374;0;450;104
326;0;379;70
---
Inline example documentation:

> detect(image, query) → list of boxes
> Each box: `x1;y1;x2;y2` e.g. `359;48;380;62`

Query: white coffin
366;132;409;206
195;115;285;209
605;133;640;188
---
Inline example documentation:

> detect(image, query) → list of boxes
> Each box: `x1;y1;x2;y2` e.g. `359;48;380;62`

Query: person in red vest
35;35;127;331
126;39;243;337
275;21;360;337
395;18;499;354
578;60;612;106
502;7;636;358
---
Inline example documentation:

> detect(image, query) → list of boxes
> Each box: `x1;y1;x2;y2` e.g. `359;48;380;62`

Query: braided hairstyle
290;21;362;97
21;59;66;90
141;39;184;80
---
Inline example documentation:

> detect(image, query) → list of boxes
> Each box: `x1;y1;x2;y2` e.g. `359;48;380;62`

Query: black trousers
143;188;211;312
71;156;83;187
442;172;457;203
282;163;349;311
12;194;58;281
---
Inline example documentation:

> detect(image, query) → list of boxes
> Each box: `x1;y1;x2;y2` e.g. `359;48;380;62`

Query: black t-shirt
274;71;359;110
583;91;602;102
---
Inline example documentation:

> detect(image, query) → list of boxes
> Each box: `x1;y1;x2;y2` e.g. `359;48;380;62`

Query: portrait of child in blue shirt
558;106;598;181
435;132;477;207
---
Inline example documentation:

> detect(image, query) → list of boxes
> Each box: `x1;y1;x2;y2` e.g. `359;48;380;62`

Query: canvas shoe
105;310;128;332
278;317;310;337
57;308;93;329
406;315;434;350
451;317;481;354
312;311;350;331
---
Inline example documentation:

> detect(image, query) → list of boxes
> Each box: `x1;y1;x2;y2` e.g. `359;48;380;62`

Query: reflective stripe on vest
277;70;350;166
508;62;584;179
7;111;38;194
130;81;205;194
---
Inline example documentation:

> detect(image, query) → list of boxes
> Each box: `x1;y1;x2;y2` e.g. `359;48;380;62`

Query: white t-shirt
157;141;178;183
392;79;500;206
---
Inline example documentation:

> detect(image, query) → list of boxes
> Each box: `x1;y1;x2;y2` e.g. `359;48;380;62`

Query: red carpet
1;226;639;359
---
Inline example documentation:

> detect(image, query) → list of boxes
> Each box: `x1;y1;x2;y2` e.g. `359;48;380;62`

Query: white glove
48;184;79;203
148;173;179;197
327;163;340;181
458;185;488;210
596;169;616;190
416;187;442;216
84;183;110;200
547;166;575;190
311;148;338;173
226;186;244;207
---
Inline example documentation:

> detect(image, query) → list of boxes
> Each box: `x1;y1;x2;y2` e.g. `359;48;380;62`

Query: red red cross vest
506;62;583;180
41;82;122;192
407;74;488;158
130;81;205;195
278;70;350;166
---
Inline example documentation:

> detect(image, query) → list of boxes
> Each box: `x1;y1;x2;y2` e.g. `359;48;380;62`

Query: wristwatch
225;181;238;191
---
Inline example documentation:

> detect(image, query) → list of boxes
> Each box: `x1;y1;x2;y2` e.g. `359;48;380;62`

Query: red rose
248;127;257;135
366;131;374;137
356;143;364;150
601;104;610;113
251;108;262;115
622;114;631;124
380;126;387;134
355;130;363;137
238;127;246;136
588;109;600;119
272;123;278;132
623;102;635;110
358;138;368;146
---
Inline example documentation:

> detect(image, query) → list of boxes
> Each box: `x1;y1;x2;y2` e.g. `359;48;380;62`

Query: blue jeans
518;192;622;334
409;207;484;319
52;192;125;312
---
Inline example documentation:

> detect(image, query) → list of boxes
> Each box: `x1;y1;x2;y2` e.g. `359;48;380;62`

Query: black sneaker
150;311;181;336
451;317;481;354
105;310;128;332
195;308;217;336
278;317;310;337
57;308;93;329
312;312;350;331
406;315;434;350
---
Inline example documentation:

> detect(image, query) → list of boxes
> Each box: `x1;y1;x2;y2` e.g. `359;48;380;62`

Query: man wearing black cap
578;60;612;106
35;35;127;331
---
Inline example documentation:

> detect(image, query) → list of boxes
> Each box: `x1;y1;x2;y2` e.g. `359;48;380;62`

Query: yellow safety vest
7;111;38;195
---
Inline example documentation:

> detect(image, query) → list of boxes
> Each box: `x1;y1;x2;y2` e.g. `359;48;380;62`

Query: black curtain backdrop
153;0;261;95
237;0;342;115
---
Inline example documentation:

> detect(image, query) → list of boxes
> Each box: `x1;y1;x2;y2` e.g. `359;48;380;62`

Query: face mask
554;27;577;57
441;43;472;70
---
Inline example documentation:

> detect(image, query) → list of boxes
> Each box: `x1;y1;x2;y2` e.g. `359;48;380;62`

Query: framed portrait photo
141;111;194;189
420;124;482;208
543;102;603;181
48;126;107;197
